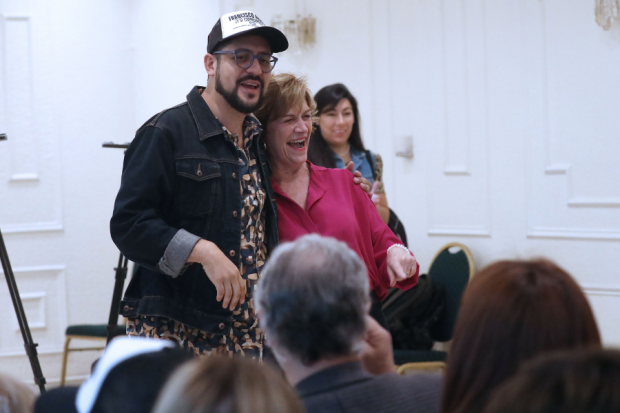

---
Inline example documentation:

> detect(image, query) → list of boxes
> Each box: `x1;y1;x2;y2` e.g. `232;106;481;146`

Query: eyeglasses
212;49;278;73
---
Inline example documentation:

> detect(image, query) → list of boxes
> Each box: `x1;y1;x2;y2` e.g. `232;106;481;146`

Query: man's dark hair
256;235;370;365
90;348;192;413
483;348;620;413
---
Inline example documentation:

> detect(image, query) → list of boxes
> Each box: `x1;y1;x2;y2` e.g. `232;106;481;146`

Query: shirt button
229;250;235;257
123;305;130;312
218;323;225;330
232;211;238;218
232;172;237;179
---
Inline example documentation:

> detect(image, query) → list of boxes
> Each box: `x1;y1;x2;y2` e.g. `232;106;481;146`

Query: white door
380;0;620;343
0;0;69;383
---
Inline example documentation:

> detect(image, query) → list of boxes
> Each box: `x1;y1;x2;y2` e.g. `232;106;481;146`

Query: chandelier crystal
596;0;620;30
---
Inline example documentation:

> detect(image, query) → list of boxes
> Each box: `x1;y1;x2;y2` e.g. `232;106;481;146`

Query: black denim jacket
110;86;278;334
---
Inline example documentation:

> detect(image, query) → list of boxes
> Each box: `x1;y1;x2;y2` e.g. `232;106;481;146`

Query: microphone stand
0;134;47;393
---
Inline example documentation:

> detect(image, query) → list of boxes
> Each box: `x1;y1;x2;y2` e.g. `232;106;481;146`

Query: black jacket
110;86;278;334
296;362;442;413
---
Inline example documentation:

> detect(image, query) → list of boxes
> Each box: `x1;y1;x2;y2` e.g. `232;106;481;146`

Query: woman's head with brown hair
152;355;305;413
254;73;318;173
254;73;317;135
442;259;601;413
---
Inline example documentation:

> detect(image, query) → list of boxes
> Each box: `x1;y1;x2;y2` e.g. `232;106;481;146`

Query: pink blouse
272;162;418;300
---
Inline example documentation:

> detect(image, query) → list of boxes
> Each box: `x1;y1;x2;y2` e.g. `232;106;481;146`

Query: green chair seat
65;324;126;337
393;350;447;365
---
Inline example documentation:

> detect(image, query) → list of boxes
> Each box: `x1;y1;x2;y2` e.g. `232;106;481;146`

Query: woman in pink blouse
254;74;418;325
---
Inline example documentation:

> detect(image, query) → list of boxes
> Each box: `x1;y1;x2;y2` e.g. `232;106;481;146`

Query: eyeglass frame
212;49;278;73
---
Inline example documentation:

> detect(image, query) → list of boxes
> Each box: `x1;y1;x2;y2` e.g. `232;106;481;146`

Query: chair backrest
428;243;475;342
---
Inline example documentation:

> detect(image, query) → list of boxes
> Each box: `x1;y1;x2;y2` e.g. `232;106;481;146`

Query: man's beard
215;66;265;114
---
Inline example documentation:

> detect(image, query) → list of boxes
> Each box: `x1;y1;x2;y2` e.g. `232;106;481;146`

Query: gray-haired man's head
256;234;370;366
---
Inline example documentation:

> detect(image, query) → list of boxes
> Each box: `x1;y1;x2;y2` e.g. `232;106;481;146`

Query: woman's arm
369;153;390;224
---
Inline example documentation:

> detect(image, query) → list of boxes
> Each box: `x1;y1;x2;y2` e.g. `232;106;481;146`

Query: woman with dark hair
441;259;601;413
308;84;391;225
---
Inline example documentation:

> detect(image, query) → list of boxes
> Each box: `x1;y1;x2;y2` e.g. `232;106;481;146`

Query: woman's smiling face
318;98;355;149
265;100;313;172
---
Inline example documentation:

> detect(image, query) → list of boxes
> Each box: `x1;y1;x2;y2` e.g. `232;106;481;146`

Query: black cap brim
208;23;288;54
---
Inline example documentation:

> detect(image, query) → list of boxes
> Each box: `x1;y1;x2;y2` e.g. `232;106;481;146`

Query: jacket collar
186;86;264;142
295;361;373;398
186;86;226;141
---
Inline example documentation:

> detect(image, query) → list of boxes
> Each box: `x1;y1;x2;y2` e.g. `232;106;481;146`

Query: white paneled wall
0;0;134;384
1;0;619;387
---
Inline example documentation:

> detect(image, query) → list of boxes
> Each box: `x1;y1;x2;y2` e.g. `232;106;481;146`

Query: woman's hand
386;246;418;287
345;161;372;195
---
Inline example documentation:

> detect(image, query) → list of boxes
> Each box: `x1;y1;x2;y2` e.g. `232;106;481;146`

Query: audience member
256;234;442;413
151;356;305;413
35;337;191;413
254;73;418;330
307;83;391;225
441;259;601;413
0;372;36;413
483;348;620;413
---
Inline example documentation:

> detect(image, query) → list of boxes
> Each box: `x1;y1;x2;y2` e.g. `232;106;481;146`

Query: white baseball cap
207;11;288;54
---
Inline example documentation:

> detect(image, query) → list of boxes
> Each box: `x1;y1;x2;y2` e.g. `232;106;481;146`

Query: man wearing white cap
110;11;288;358
111;10;369;359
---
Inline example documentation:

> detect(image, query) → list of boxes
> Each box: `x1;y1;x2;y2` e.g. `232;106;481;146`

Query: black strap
364;149;378;181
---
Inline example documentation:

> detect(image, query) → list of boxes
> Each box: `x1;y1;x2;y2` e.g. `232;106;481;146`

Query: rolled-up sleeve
157;229;201;277
110;126;199;277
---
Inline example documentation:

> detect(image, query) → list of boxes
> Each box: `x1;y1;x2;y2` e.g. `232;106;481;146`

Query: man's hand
187;239;246;310
386;246;418;287
360;315;397;375
345;161;372;195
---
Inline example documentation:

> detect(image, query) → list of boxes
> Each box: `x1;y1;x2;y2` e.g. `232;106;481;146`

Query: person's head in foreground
35;337;192;413
204;11;288;115
255;234;370;380
482;348;620;413
254;73;316;174
151;355;304;413
308;83;364;168
441;259;601;413
0;372;36;413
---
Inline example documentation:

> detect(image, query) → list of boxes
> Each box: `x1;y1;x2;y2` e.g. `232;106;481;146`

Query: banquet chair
393;242;475;370
59;254;130;386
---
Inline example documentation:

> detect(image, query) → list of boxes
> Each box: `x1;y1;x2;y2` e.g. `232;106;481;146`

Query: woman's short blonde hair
254;73;317;129
152;356;305;413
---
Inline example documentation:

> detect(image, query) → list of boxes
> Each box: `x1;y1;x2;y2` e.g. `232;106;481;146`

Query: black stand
1;134;46;392
1;229;47;393
106;253;128;344
103;142;131;344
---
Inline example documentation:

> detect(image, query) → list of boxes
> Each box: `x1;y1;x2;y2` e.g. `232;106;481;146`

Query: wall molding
527;227;620;241
523;1;620;211
14;291;47;331
428;225;491;237
581;283;620;297
0;221;63;234
0;264;67;356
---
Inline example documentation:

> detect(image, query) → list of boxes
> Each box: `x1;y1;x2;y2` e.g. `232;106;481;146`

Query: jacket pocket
176;159;221;216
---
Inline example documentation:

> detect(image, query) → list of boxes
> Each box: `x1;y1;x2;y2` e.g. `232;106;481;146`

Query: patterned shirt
127;116;267;359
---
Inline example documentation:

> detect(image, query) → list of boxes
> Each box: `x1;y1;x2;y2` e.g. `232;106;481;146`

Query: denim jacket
110;86;278;334
332;145;376;184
